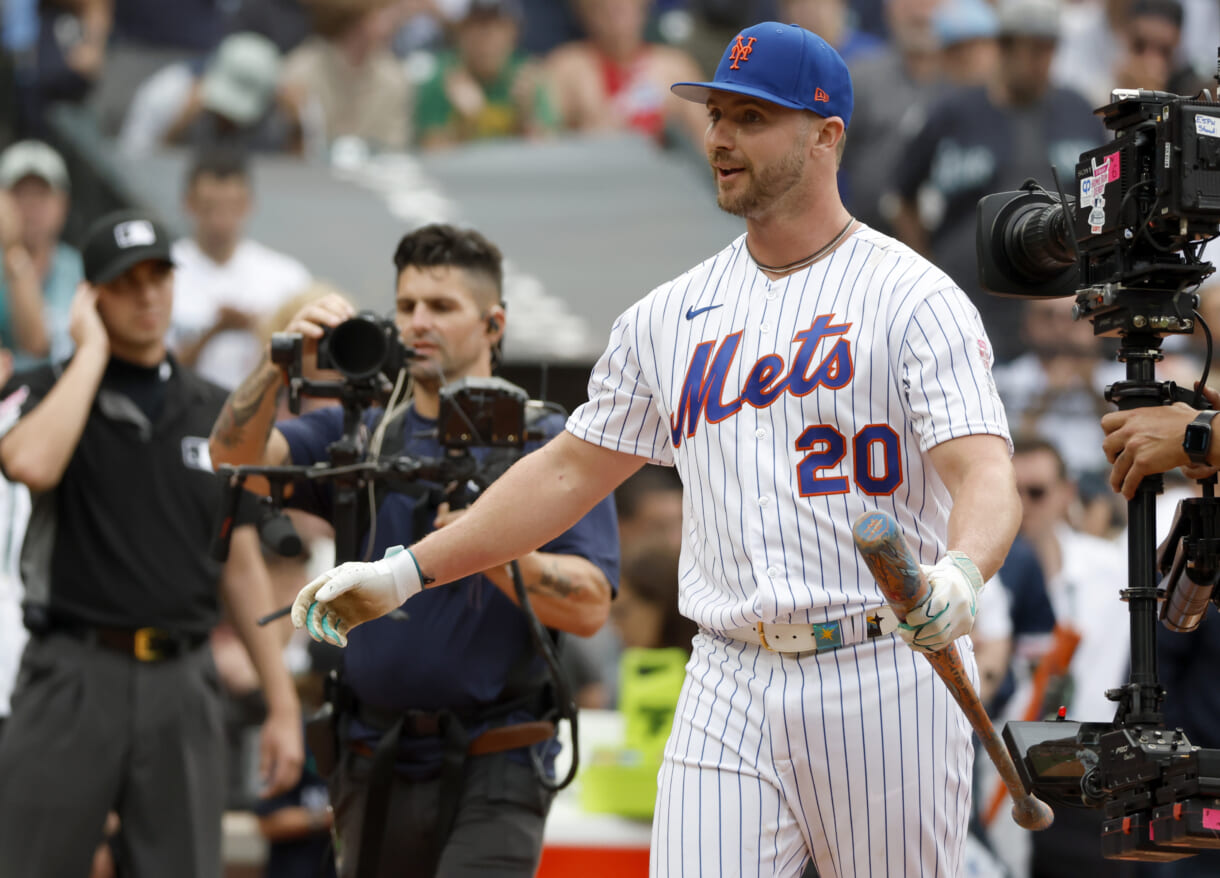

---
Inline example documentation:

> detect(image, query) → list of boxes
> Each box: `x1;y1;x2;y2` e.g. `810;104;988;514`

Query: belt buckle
133;628;164;662
756;622;775;652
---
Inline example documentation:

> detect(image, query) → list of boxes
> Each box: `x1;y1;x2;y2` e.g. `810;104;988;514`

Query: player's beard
712;140;807;218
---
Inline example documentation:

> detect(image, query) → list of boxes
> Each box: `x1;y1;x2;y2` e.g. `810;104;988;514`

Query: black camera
316;311;411;384
977;88;1219;326
270;311;414;415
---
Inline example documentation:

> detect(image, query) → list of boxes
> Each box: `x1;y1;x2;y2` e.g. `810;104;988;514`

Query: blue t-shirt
0;243;80;371
279;403;619;759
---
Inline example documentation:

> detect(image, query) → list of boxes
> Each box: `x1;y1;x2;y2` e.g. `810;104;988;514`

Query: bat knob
1011;795;1055;831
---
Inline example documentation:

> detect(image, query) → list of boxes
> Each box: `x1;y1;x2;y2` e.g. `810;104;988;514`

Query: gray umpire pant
0;631;226;878
329;747;554;878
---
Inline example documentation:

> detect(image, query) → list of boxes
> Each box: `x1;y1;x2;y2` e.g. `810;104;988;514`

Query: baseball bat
852;510;1054;832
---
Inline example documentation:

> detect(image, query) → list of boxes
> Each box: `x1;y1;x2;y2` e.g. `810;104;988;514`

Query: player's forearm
411;431;641;589
482;551;612;638
210;352;283;468
221;527;300;719
944;458;1021;582
0;342;108;491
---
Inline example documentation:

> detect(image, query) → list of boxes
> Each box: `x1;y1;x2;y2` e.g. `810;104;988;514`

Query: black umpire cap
82;209;175;285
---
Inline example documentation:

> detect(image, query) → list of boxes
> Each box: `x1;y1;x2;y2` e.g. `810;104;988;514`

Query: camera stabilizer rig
977;74;1220;859
209;312;584;791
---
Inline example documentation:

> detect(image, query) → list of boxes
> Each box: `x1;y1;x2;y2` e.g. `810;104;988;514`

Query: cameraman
209;223;619;878
1101;384;1220;498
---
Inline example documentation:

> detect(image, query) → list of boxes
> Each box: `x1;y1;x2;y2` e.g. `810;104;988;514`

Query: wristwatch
1182;410;1218;465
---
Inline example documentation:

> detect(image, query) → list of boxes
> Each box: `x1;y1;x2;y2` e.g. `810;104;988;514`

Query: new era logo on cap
815;88;829;102
114;220;157;249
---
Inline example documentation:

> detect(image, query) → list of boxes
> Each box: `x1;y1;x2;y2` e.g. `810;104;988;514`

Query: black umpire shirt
1;355;254;636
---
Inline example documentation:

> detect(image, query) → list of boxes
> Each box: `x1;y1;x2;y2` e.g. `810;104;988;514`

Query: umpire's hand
291;548;426;646
1102;384;1220;499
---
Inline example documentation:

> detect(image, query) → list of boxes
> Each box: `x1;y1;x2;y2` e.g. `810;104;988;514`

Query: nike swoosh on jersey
685;304;723;320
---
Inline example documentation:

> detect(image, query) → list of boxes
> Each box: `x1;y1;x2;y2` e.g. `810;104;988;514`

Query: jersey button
760;323;772;334
755;428;766;439
757;496;771;507
766;290;778;301
766;566;779;578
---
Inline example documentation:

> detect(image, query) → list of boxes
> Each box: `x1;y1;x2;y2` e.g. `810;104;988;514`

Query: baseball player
292;22;1022;877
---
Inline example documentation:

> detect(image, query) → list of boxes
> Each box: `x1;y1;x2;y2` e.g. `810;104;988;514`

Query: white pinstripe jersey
568;226;1010;633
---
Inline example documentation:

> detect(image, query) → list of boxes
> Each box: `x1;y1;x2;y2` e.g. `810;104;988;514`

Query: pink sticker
1202;808;1220;830
1106;152;1121;182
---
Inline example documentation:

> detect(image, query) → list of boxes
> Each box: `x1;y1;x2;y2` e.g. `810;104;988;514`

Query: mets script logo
729;35;757;70
669;314;853;448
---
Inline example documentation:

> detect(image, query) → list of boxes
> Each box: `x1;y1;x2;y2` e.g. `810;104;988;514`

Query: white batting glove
290;546;424;647
897;551;984;654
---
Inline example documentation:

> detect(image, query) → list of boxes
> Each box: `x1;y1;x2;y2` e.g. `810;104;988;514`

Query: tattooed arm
209;295;354;494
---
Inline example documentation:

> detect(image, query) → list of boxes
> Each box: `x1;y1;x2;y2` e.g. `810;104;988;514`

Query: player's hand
259;706;304;797
290;548;425;647
898;551;983;653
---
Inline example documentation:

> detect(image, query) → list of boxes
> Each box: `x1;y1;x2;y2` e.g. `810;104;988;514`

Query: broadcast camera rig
976;68;1220;859
209;310;583;791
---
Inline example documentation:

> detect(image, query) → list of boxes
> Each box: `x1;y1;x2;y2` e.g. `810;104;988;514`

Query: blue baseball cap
671;22;853;129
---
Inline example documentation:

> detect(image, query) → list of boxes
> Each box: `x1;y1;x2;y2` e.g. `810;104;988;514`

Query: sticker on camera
1197;114;1219;139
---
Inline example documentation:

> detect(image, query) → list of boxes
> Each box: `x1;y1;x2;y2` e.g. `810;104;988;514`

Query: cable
362;366;411;561
510;558;580;792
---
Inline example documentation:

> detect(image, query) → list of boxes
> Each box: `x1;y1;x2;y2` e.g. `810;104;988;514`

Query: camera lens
326;315;388;381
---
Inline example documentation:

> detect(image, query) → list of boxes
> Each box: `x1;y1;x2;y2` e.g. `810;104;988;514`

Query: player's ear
813;117;845;157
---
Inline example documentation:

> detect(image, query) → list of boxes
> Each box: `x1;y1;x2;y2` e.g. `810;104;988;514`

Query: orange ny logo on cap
729;35;758;70
814;88;830;102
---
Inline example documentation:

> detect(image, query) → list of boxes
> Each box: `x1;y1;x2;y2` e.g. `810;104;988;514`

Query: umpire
210;223;619;877
0;209;302;876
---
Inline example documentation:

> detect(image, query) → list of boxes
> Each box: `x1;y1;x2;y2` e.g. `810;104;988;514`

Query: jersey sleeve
565;304;674;466
897;287;1011;452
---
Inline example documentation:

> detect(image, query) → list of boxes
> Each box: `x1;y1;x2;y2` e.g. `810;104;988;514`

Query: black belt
51;623;208;662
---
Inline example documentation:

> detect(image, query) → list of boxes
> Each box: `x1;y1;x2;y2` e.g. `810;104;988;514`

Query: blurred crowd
1;0;1220;876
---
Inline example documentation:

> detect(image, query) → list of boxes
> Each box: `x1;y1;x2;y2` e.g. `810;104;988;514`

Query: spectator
119;32;300;157
889;0;1105;362
931;0;1001;87
1113;0;1204;97
415;0;559;149
280;0;414;154
615;463;684;554
0;140;80;370
546;0;707;146
779;0;885;63
562;463;684;709
609;540;696;656
89;0;229;136
171;149;312;389
840;0;944;234
993;297;1123;480
20;0;112;135
990;435;1133;878
0;209;303;876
